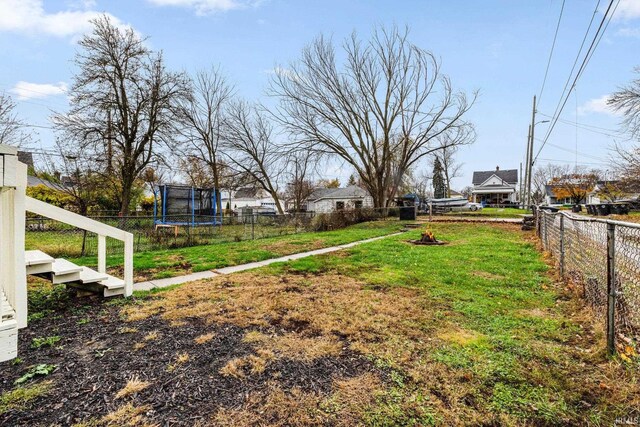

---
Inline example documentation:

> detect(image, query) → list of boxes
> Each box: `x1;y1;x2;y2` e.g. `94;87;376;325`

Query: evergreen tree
432;157;446;199
347;174;357;186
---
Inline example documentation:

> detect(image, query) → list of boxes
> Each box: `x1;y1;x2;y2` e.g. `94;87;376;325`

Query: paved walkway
133;232;404;292
424;216;525;223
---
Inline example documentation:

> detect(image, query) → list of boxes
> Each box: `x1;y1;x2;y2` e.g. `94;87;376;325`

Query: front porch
472;189;517;206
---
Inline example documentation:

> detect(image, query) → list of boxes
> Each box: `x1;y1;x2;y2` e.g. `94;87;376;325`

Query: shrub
311;208;381;232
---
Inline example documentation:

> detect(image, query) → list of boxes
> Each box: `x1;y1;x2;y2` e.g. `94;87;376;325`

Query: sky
1;0;639;191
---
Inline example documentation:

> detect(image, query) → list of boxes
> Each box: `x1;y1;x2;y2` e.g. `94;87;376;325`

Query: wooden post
606;222;616;356
124;232;134;297
559;214;565;278
98;235;106;274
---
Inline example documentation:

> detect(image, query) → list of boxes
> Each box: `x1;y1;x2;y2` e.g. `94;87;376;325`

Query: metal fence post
559;214;565;278
251;212;255;240
606;222;617;356
544;213;549;249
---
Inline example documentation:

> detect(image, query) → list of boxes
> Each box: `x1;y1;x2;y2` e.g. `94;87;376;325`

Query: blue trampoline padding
154;220;222;226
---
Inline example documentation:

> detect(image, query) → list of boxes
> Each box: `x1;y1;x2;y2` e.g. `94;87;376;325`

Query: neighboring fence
537;209;640;354
25;207;400;259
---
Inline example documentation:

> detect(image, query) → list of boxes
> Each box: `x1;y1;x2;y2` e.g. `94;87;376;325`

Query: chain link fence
25;207;402;259
537;208;640;354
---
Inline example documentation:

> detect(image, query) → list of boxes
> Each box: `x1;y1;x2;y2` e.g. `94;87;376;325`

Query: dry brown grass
194;333;214;344
437;326;485;346
122;272;437;373
142;331;159;342
212;374;392;426
115;377;151;399
242;331;343;361
167;352;190;372
261;239;325;254
213;384;325;426
101;403;157;427
220;349;276;379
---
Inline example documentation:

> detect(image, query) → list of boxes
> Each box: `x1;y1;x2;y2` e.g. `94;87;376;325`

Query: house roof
472;169;518;185
234;187;261;199
308;186;368;201
27;175;65;191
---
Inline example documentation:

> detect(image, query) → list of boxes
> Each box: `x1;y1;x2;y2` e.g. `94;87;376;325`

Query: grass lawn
440;207;531;218
70;220;407;281
4;222;637;426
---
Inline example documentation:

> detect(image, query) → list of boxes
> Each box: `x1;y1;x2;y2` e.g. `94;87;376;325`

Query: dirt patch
0;285;389;426
121;273;439;369
260;239;326;254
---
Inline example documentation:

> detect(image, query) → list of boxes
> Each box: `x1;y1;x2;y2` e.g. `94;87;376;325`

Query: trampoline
153;184;222;226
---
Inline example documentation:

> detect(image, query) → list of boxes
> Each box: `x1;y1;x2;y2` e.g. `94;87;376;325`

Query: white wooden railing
0;145;27;329
25;197;134;297
1;144;134;340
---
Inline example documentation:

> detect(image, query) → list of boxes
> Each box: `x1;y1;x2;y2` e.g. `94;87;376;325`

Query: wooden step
25;250;55;266
25;250;55;275
100;275;126;298
49;259;82;284
78;267;109;284
67;274;126;298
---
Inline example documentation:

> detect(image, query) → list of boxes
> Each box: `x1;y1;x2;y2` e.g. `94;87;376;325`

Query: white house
221;187;280;213
306;186;373;213
544;184;572;205
471;167;518;205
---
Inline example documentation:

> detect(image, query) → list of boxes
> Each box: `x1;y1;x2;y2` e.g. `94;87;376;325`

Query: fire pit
409;227;447;246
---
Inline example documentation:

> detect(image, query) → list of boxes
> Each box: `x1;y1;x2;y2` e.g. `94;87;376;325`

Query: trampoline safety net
155;184;221;226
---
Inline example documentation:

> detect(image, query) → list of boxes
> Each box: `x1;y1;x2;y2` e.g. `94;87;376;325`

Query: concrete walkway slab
133;232;404;291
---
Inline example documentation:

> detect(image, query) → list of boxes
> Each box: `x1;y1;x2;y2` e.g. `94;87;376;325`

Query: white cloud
617;27;640;37
146;0;262;15
0;0;124;38
10;81;68;100
614;0;640;21
578;95;619;116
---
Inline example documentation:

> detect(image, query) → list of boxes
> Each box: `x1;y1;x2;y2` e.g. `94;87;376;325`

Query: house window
336;201;345;210
354;200;363;209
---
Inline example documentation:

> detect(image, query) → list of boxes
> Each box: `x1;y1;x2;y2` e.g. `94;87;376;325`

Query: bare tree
532;163;565;205
269;25;476;207
0;93;30;147
609;68;640;138
431;128;472;197
38;140;108;216
53;15;189;216
284;150;318;212
608;71;640;193
177;67;234;212
223;100;285;214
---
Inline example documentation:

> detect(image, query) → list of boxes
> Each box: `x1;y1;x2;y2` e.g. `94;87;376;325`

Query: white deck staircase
25;250;127;297
0;144;133;362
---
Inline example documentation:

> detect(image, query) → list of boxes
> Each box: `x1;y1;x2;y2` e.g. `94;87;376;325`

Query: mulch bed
0;294;379;426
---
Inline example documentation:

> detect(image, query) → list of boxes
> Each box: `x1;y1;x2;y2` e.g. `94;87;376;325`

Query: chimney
496;166;500;171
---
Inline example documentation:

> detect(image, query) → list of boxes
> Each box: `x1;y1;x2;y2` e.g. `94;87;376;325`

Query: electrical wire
534;0;619;163
538;0;566;105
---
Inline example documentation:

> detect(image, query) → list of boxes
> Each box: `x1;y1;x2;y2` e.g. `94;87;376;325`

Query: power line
538;0;566;105
537;157;609;166
534;0;618;163
537;111;623;135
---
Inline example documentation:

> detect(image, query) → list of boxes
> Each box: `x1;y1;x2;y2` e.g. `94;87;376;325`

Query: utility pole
526;95;537;209
524;124;532;208
519;162;523;208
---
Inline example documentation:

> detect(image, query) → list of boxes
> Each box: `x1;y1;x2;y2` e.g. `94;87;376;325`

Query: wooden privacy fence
537;209;640;355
